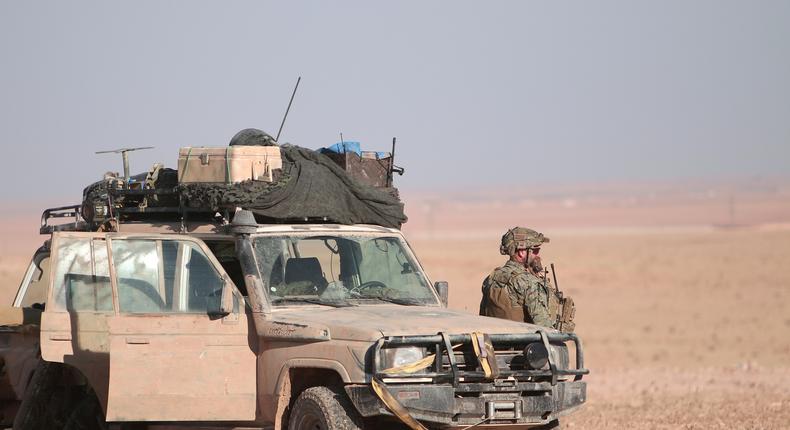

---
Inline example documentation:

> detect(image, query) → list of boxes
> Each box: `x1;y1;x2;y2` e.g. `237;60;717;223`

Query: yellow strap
371;377;428;430
470;332;499;379
470;332;491;377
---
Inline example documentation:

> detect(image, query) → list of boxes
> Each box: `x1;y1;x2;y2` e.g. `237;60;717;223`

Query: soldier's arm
521;277;553;328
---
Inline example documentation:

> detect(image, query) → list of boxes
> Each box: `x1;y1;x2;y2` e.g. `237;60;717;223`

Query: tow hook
485;400;523;420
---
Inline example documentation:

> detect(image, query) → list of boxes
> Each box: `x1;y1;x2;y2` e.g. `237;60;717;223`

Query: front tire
288;386;362;430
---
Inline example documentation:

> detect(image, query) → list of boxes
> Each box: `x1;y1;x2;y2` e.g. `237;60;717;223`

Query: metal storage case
177;146;282;184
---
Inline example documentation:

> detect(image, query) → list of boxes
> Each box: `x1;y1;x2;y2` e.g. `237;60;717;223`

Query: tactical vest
482;264;577;331
480;268;526;323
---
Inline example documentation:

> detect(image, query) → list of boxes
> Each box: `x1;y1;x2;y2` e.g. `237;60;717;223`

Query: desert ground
1;181;789;429
400;183;790;429
409;227;790;429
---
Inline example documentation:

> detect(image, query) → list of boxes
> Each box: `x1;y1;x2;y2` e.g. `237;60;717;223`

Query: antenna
96;146;154;185
387;137;405;187
276;76;301;142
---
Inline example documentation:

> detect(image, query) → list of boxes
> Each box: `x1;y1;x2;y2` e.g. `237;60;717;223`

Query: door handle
125;337;150;345
49;333;71;341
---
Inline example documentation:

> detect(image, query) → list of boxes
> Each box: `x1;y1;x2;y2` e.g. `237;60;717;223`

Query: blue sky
1;1;788;204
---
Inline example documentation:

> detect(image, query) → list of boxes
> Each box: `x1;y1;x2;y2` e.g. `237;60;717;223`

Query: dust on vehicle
1;132;588;429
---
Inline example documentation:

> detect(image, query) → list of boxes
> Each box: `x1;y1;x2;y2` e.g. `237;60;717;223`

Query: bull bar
373;331;588;385
344;331;589;427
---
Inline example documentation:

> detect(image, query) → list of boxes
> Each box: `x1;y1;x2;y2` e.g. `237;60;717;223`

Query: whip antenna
276;76;301;142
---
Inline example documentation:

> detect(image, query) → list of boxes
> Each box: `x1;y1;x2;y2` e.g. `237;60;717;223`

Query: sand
2;193;789;428
409;227;790;429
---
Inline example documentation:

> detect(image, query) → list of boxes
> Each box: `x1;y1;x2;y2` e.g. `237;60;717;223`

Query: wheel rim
293;409;327;430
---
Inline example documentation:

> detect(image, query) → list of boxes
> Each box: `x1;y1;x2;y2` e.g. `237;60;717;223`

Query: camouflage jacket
479;260;554;328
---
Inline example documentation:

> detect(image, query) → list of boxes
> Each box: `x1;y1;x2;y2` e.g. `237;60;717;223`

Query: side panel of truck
41;233;257;422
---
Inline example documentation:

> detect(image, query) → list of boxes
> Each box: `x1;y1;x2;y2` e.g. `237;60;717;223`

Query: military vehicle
0;134;588;429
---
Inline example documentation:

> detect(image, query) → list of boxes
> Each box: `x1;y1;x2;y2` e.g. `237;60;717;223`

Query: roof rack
40;205;87;234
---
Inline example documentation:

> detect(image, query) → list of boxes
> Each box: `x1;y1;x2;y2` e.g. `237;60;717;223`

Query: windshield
252;233;438;307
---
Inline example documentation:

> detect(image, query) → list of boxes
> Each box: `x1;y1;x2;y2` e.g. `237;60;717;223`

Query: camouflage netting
81;131;407;228
179;145;407;228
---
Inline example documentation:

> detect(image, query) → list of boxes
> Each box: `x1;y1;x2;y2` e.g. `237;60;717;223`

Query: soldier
479;227;554;328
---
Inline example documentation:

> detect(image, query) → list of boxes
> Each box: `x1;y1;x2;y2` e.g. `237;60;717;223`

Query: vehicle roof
102;221;400;236
254;224;400;234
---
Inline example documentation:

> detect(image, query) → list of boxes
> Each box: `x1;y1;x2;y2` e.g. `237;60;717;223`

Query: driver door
104;234;256;422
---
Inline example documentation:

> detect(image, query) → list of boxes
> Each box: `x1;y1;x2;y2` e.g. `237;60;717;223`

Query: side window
15;253;51;308
51;237;113;312
112;239;229;314
112;240;164;313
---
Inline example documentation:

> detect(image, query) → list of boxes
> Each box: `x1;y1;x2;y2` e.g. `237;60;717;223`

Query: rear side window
51;238;113;312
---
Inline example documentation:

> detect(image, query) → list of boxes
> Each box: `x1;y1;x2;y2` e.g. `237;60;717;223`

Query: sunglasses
530;247;540;255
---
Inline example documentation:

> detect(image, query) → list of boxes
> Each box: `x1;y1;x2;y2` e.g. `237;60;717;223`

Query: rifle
550;263;563;299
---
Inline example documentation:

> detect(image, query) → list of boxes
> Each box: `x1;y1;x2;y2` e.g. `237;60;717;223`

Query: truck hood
267;305;548;341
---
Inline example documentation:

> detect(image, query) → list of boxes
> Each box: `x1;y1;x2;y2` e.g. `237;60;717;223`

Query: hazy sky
1;1;788;205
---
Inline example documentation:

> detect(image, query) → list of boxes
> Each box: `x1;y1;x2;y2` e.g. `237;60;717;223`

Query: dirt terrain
409;228;790;429
1;183;789;429
399;182;790;428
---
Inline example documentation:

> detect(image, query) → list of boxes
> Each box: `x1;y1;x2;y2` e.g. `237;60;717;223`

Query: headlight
523;342;549;369
382;347;427;371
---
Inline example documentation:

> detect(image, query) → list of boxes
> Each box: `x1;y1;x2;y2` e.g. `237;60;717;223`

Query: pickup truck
0;208;587;429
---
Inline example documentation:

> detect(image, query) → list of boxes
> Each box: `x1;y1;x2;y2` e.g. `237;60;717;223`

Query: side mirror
434;281;449;308
210;279;234;318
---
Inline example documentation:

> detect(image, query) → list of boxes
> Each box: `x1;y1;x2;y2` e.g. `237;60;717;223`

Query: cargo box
178;146;282;184
324;151;392;188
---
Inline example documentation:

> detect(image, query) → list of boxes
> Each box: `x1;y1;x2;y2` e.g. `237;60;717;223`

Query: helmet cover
500;227;550;256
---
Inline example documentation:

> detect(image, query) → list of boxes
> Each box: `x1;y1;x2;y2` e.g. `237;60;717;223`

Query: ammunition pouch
556;296;576;333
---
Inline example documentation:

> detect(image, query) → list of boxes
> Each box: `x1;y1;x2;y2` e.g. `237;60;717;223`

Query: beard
526;254;543;275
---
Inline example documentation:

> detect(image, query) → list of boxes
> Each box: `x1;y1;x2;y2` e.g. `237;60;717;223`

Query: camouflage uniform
479;227;554;328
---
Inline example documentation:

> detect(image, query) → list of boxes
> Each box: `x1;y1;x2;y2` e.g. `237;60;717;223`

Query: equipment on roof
45;130;407;234
95;146;154;186
177;146;283;184
180;144;406;228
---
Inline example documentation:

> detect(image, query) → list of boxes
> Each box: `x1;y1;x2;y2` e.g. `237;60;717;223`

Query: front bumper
347;331;589;427
346;380;586;427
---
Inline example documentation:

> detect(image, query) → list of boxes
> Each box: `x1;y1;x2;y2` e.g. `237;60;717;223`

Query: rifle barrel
550;263;560;291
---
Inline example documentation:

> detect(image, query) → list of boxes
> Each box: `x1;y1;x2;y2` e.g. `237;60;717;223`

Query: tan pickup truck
0;209;587;430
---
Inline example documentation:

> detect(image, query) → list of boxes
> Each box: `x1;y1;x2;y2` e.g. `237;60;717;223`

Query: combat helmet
500;227;550;256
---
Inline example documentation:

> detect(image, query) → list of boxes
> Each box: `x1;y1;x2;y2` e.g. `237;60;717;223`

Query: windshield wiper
272;297;356;308
358;296;423;306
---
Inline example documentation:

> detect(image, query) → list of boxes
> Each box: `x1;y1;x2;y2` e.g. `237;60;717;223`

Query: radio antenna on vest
275;76;301;142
